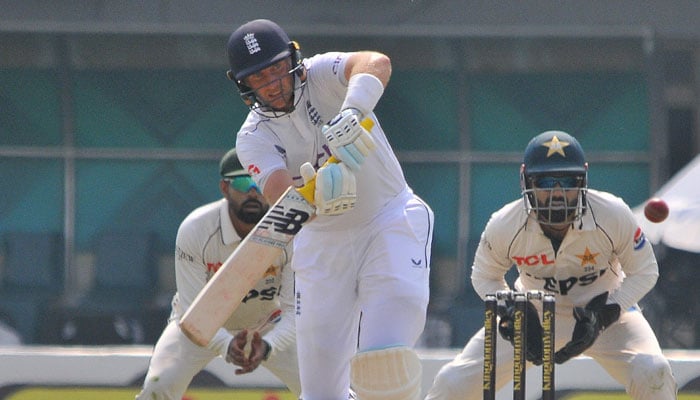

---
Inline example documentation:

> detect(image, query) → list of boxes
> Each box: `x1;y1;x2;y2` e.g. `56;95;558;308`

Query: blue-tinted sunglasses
226;176;261;193
534;175;582;189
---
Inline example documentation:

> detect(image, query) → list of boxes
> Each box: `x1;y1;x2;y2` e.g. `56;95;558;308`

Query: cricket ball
644;198;669;223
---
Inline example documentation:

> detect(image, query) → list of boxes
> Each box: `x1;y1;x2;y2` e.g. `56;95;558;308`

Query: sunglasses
226;176;261;193
533;175;582;189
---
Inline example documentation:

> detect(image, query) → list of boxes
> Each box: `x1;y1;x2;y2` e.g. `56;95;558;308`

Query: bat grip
296;118;374;204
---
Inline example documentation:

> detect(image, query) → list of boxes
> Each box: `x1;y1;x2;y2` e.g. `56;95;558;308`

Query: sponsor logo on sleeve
247;164;261;176
633;227;646;250
332;54;343;74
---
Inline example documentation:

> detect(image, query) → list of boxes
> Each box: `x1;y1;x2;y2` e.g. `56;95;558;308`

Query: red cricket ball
644;198;669;223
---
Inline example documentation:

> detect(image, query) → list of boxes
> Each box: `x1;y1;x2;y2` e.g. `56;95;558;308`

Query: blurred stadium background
0;1;699;393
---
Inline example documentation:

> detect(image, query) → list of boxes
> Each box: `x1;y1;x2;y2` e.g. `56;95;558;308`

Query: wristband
262;340;272;361
207;328;234;359
340;73;384;118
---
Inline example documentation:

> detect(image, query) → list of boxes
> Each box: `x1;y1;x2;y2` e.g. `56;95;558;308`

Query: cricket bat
179;118;374;347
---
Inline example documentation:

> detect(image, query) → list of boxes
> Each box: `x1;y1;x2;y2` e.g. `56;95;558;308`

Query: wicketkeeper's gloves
497;298;545;365
554;291;621;364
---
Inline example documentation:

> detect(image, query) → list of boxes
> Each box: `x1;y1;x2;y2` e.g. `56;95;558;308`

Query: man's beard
235;199;269;224
539;196;576;224
543;209;570;224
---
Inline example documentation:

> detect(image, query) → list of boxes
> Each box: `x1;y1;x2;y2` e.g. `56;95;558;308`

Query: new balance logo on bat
251;188;315;248
258;206;310;235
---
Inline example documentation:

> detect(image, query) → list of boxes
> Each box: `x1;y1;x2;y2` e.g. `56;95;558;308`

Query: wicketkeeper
426;131;677;400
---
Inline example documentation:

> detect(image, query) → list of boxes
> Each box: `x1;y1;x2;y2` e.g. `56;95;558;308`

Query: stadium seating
0;231;64;343
44;230;165;345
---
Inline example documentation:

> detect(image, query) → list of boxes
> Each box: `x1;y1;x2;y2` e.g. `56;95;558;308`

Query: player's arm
322;52;387;171
343;51;391;89
470;220;514;299
261;247;296;359
341;51;390;117
175;222;236;355
607;205;660;311
173;224;209;317
175;251;236;356
262;168;295;206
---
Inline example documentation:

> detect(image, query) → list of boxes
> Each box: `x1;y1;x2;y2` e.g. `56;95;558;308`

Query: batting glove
322;109;376;171
300;161;357;216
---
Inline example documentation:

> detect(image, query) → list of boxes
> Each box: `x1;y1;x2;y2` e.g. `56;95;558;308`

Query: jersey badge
263;265;278;278
575;247;599;266
306;100;322;126
633;227;646;250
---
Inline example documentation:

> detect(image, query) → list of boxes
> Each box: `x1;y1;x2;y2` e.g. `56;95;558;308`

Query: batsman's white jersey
236;52;434;399
236;52;409;229
136;199;300;399
426;189;676;400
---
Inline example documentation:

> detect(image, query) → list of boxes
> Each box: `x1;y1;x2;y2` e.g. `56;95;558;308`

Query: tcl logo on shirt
512;254;555;267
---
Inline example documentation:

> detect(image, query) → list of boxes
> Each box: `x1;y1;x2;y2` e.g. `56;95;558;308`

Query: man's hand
322;109;376;171
554;291;621;364
226;329;271;375
497;299;545;365
300;161;357;216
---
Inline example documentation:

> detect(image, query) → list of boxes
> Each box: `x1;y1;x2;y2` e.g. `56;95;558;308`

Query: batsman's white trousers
425;306;677;400
293;191;433;400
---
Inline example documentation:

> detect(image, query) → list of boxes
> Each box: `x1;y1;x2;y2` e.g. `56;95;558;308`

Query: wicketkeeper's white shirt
471;189;659;311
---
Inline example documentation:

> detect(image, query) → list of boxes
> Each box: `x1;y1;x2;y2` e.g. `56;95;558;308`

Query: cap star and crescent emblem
542;135;570;157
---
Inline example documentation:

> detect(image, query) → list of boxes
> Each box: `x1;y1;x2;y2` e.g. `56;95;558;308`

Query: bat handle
296;118;374;204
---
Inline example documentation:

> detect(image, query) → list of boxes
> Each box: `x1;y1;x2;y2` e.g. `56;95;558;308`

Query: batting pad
350;346;422;400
